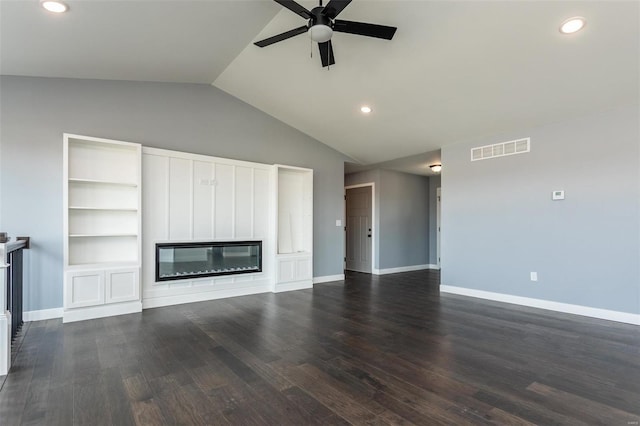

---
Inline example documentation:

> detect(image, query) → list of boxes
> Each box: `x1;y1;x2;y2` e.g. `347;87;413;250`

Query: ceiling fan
254;0;397;67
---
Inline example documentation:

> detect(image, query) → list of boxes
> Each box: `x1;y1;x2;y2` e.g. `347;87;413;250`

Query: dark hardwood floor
1;270;639;425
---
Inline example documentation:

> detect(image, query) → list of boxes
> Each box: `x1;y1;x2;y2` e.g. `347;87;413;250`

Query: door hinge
344;226;347;231
344;256;346;261
344;195;347;200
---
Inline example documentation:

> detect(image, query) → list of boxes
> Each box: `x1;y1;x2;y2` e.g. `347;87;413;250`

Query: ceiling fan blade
254;26;308;47
318;41;335;67
273;0;311;19
322;0;352;19
333;20;397;40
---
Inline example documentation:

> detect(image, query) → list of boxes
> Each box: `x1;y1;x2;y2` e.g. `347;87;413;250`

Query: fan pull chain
310;37;313;59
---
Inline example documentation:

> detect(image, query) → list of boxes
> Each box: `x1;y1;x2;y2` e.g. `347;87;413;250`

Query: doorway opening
344;183;374;274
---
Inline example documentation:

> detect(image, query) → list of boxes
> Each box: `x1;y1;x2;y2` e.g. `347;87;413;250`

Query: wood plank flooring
1;270;639;425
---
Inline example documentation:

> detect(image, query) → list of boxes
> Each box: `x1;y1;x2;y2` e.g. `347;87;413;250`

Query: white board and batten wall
141;147;275;308
63;136;315;321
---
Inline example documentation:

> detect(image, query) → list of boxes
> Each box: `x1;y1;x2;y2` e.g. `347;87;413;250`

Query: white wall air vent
471;137;530;161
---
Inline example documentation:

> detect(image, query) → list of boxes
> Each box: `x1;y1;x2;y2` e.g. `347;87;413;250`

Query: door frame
436;186;441;268
344;183;375;273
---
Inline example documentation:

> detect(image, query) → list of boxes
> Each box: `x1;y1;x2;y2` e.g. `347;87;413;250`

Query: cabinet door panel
66;270;105;308
277;259;296;283
296;258;312;280
106;268;139;303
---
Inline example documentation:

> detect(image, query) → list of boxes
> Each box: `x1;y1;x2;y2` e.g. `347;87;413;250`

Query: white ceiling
0;0;279;83
2;1;638;169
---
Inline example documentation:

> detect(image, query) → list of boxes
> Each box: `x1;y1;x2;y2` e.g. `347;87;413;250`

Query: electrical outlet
530;272;538;282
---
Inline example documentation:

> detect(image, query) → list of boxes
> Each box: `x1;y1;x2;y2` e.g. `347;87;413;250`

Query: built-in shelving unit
273;165;313;292
63;134;142;322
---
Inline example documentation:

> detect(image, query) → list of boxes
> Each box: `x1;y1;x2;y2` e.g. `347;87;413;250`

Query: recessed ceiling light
560;17;585;34
41;0;69;13
360;106;372;114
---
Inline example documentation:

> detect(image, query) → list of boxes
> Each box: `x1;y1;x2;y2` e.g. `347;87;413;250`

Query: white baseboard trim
143;284;270;309
23;308;63;322
373;264;439;275
440;285;640;325
313;274;345;284
273;280;313;293
63;301;142;323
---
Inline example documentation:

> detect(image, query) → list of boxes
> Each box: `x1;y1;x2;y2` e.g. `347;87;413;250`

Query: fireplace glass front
156;241;262;282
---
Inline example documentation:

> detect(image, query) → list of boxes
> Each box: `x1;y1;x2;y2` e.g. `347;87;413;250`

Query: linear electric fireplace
155;241;262;282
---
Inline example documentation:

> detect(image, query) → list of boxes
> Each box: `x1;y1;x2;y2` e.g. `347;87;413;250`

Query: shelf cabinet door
65;270;105;309
295;257;312;280
276;256;312;284
105;268;139;304
277;259;297;283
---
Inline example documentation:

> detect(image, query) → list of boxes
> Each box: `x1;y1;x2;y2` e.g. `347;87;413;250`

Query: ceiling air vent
471;137;530;161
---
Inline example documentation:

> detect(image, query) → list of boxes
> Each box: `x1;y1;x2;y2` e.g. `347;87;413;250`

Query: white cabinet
273;165;313;292
65;267;139;308
63;134;142;322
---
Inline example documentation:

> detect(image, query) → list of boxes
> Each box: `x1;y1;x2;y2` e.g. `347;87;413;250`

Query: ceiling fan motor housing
308;7;334;42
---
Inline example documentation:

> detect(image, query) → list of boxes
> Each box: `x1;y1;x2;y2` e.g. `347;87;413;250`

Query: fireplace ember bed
155;241;262;282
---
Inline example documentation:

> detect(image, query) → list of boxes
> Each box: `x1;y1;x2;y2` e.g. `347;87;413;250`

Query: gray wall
0;76;350;311
345;169;430;270
441;104;639;314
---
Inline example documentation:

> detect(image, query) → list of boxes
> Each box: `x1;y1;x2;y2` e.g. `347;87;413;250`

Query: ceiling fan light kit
255;0;397;67
309;25;333;43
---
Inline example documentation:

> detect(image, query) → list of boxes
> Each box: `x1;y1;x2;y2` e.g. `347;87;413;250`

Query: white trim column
0;245;11;375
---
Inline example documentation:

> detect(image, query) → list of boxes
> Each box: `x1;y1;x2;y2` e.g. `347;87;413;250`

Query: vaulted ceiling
2;1;638;168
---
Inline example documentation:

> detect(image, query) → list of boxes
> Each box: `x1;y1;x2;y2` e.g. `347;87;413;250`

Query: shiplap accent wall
141;147;272;308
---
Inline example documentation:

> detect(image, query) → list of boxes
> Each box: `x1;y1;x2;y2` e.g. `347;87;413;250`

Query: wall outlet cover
552;190;565;200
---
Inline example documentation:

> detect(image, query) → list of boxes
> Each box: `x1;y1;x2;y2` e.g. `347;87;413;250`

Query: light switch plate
552;190;565;200
336;220;342;227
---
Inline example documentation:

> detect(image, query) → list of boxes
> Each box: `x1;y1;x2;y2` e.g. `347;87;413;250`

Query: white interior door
345;186;372;273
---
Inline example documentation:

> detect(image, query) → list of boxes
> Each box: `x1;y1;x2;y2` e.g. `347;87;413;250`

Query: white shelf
69;206;138;211
68;178;138;187
69;234;138;238
67;261;139;270
64;134;142;322
276;251;312;257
